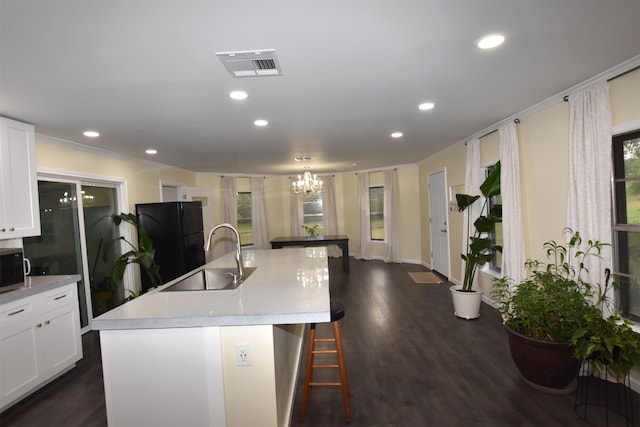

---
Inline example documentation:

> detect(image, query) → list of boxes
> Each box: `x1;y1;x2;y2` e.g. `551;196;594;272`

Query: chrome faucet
205;223;245;282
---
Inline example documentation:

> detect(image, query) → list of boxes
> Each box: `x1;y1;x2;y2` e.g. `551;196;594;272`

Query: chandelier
292;171;323;197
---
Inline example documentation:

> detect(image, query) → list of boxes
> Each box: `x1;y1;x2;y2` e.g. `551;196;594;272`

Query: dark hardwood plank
0;331;106;427
1;257;636;426
291;258;637;427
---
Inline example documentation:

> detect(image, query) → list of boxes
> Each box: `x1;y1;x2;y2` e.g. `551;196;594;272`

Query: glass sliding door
23;177;123;332
23;181;90;327
81;185;121;317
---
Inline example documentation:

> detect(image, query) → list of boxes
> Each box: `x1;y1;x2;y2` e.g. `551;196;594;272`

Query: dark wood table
270;235;350;273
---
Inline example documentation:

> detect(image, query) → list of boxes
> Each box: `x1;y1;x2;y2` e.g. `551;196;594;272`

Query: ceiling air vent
216;49;283;78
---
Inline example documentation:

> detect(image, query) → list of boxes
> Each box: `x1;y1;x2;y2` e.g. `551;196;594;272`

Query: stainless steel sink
160;267;256;292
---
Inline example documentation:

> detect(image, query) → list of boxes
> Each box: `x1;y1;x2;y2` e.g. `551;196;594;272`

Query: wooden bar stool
300;301;351;423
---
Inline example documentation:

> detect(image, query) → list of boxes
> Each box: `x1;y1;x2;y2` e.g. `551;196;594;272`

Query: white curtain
462;139;481;287
220;176;238;255
567;81;613;314
499;123;526;288
383;169;401;263
290;185;303;237
321;176;342;258
250;177;270;249
355;172;373;260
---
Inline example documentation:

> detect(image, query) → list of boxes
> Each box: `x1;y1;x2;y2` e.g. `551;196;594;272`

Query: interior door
429;170;450;277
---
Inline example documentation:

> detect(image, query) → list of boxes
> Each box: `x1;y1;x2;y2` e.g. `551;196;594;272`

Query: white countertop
0;274;81;304
92;247;331;330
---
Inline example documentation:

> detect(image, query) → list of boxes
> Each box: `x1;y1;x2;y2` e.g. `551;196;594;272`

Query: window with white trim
613;130;640;321
236;191;253;246
369;186;384;241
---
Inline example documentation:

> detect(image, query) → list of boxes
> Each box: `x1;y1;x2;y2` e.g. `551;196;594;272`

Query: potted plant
492;229;640;394
570;267;640;381
302;224;320;237
104;212;162;303
452;161;502;319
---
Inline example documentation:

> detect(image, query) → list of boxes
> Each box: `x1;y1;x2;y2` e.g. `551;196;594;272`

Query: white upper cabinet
0;117;40;238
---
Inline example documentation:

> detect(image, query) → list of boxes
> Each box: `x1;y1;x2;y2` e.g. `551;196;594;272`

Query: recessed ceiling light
419;102;435;111
145;149;158;155
254;119;268;127
476;34;505;49
228;91;248;100
83;130;100;138
391;132;403;138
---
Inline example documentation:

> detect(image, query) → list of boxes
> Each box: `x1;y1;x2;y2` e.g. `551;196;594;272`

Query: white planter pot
449;285;482;320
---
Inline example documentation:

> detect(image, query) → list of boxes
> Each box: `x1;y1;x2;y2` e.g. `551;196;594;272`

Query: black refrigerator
135;201;206;292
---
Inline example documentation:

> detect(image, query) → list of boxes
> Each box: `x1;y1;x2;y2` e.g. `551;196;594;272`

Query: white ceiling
1;1;639;175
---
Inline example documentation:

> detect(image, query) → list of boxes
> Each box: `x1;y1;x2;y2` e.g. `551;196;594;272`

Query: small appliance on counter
0;248;28;293
135;201;206;293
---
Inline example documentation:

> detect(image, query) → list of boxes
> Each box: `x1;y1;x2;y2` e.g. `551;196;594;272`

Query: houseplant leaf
480;160;501;198
456;194;480;212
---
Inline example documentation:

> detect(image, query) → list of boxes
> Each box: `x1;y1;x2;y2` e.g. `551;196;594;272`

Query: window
236;191;253;246
369;186;384;241
486;164;502;273
303;193;323;235
613;130;640;321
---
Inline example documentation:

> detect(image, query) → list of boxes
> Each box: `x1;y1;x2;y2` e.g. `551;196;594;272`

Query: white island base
101;323;304;427
94;248;330;427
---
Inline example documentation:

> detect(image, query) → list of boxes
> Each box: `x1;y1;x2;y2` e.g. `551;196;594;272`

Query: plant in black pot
104;212;162;304
452;161;502;319
570;268;640;381
492;229;640;394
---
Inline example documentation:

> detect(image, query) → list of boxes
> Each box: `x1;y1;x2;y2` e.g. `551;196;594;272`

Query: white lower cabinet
0;284;82;411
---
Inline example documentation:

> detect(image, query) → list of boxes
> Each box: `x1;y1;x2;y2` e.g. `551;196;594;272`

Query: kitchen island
92;247;330;427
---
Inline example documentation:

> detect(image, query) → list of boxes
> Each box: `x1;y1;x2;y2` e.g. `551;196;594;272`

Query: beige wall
418;67;640;290
610;69;640;126
36;135;197;214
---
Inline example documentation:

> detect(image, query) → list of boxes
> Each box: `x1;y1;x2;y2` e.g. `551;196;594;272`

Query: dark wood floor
1;257;637;426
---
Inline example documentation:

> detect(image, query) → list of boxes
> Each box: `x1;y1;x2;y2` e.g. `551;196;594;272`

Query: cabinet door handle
36;323;43;328
54;294;67;301
0;228;5;232
8;308;25;316
9;227;15;231
45;320;50;325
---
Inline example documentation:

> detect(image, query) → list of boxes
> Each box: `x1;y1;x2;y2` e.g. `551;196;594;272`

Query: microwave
0;248;26;292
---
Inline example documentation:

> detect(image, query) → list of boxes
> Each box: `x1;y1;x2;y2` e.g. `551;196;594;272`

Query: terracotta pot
506;326;581;394
449;285;482;320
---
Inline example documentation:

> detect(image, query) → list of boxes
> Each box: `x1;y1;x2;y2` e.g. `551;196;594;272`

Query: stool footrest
301;318;351;423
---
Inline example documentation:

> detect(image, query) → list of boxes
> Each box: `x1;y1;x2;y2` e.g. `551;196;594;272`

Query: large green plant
456;161;502;292
493;229;640;379
104;213;161;298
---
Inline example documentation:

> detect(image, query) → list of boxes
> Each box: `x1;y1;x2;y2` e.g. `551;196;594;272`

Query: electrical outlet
236;344;252;366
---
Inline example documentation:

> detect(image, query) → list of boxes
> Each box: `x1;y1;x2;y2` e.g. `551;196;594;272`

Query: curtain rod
465;119;520;145
460;57;639;145
563;64;640;102
355;167;397;175
289;174;335;179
